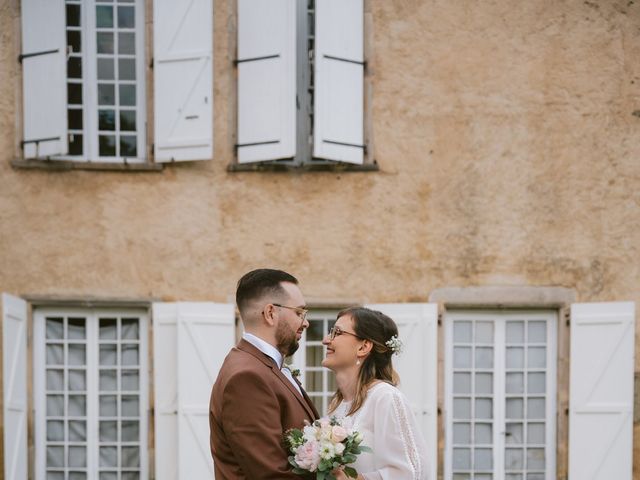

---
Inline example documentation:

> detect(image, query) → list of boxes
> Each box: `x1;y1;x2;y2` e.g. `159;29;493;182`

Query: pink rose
295;440;320;472
331;425;348;443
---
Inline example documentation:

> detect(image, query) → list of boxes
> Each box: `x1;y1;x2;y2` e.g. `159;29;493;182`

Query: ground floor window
291;309;338;414
33;308;149;480
444;310;557;480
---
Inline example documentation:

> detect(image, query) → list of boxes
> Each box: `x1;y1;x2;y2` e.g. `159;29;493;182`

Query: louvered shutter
2;294;28;480
569;302;635;480
237;0;296;163
154;0;213;162
153;302;235;479
20;0;67;158
313;0;364;164
366;303;438;480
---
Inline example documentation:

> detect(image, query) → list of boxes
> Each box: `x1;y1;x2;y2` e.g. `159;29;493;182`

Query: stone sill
227;161;379;173
11;158;164;172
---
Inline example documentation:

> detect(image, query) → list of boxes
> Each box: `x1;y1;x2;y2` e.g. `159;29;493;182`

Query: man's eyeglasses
328;326;362;341
273;303;308;321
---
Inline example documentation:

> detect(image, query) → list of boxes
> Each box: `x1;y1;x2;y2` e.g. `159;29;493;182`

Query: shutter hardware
235;140;280;151
323;139;366;154
323;54;366;68
234;54;280;66
18;48;59;63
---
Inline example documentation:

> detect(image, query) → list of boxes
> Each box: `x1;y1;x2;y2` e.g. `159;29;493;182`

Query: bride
322;307;428;480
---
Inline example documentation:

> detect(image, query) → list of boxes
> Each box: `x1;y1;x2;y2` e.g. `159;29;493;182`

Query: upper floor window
236;0;367;167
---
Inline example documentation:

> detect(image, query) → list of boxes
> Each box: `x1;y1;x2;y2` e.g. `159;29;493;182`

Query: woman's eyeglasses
328;326;362;341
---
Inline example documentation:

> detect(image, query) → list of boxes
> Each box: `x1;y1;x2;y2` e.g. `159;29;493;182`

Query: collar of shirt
243;332;283;368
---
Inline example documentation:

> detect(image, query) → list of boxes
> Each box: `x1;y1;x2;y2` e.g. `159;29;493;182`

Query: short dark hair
235;268;298;313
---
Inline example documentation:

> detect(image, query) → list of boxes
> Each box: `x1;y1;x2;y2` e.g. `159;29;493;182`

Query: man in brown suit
210;269;320;479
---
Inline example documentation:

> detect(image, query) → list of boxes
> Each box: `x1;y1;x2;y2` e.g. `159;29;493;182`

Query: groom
209;269;320;479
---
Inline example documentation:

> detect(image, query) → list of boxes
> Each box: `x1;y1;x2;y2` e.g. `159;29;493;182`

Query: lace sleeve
361;387;428;480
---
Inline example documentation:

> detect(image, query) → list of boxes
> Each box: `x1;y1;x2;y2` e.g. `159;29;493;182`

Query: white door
445;310;557;480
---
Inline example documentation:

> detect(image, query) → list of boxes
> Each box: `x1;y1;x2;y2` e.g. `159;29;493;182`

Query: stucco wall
1;0;640;477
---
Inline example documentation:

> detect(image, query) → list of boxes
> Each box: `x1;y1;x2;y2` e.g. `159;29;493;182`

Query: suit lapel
237;339;318;420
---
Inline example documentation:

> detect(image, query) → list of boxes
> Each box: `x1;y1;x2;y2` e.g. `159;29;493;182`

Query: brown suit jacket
209;339;320;479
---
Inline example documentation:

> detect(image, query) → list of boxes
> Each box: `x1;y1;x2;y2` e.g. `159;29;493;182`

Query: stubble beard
276;320;300;357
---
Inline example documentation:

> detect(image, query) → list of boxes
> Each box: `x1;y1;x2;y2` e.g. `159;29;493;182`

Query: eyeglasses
273;303;308;321
328;326;362;341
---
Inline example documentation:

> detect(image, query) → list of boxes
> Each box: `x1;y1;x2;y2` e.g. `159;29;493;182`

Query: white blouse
333;382;429;480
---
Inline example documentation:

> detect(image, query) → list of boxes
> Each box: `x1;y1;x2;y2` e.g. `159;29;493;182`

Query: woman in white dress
322;307;428;480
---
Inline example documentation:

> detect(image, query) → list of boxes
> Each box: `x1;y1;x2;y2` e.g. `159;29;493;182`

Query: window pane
100;420;118;441
100;318;117;339
505;448;523;469
46;344;64;365
506;347;524;368
121;395;139;417
527;373;545;394
528;347;546;368
47;394;64;416
453;373;471;394
68;394;86;416
99;110;116;131
69;446;86;467
506;398;524;419
68;369;86;391
68;57;82;78
100;473;117;480
46;318;64;339
453;321;472;342
475;448;492;470
119;85;136;106
474;423;492;444
47;446;64;467
69;420;86;441
98;58;115;80
68;83;83;104
118;32;135;54
528;321;546;343
118;59;136;80
69;344;86;365
122;446;140;467
69;473;87;480
526;448;545;469
99;135;116;156
527;423;545;443
121;369;139;390
98;84;115;105
96;5;114;28
68;318;86;339
122;473;140;480
305;371;322;391
122;344;139;365
475;398;492;419
475;372;492;394
475;347;493;368
100;395;117;417
67;30;81;53
506;321;524;343
69;134;83;155
527;398;545;419
475;322;493;343
505;422;523;444
47;369;64;390
100;344;117;365
121;420;139;441
117;6;135;28
97;32;114;53
47;420;64;441
454;347;471;368
453;398;471;418
506;373;524;394
66;4;81;26
120;136;137;157
100;369;117;391
452;448;471;469
453;423;471;444
121;318;139;339
99;446;118;467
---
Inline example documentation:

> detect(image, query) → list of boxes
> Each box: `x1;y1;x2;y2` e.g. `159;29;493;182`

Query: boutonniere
285;364;301;379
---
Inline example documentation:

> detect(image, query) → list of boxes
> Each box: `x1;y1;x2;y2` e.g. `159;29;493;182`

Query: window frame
444;309;558;480
33;307;150;480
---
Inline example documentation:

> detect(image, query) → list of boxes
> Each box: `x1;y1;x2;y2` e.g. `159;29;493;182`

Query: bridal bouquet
285;416;371;479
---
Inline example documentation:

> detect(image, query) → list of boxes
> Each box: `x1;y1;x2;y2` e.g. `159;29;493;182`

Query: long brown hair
328;307;400;416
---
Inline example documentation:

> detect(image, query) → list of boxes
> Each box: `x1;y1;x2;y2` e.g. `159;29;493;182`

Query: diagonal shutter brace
233;54;280;66
18;48;59;64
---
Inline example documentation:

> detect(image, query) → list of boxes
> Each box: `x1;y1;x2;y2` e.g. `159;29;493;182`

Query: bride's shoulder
367;381;405;401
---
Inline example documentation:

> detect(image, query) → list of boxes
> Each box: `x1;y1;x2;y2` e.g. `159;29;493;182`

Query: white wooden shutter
153;302;235;479
154;0;213;162
313;0;364;164
2;294;28;480
20;0;67;158
569;302;635;480
366;303;438;480
237;0;296;163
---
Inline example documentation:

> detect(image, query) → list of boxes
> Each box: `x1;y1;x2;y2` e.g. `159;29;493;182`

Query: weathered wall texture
1;0;640;476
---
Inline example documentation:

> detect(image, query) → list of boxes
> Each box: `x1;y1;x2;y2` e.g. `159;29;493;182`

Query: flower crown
385;335;403;355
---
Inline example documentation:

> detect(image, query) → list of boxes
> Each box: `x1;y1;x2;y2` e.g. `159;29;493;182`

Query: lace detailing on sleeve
391;391;423;480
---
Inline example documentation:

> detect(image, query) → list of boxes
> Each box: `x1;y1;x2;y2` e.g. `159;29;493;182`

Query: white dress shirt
243;332;302;395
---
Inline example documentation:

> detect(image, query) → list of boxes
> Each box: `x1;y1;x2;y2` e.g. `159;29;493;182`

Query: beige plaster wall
1;0;640;477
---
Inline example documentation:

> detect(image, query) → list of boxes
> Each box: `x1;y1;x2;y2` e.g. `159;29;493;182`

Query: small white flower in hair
385;335;403;355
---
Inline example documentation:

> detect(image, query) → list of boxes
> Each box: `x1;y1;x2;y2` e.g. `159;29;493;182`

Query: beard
276;320;300;357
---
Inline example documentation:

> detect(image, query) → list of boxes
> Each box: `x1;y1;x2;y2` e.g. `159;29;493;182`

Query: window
444;311;557;480
33;308;149;480
291;309;338;414
236;0;366;167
